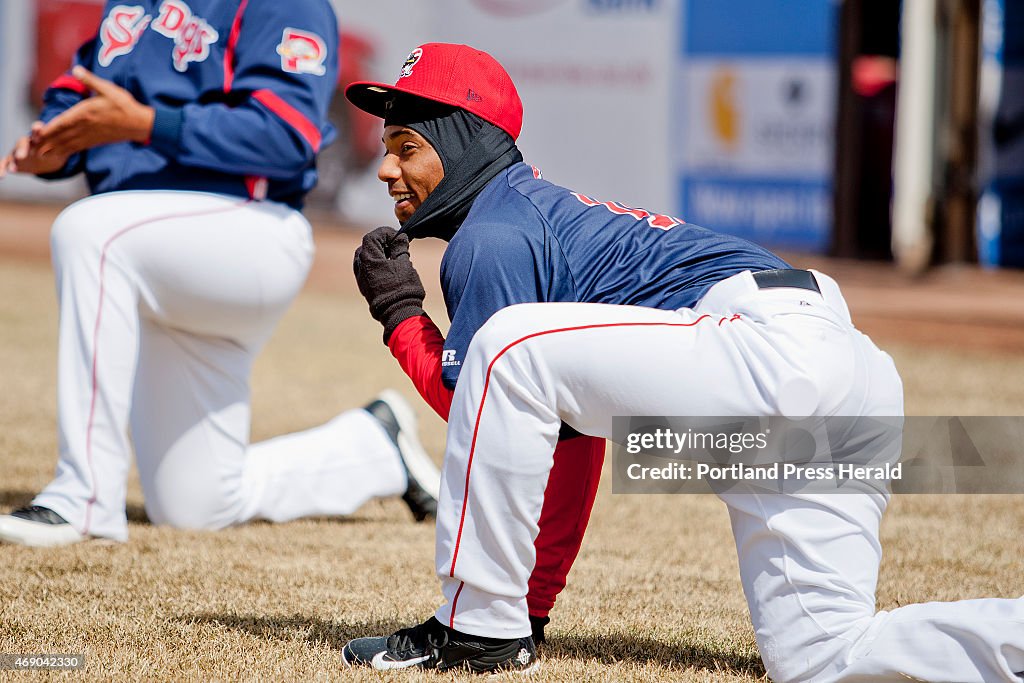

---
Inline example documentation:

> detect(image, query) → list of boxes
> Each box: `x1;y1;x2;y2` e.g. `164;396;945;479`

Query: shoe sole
489;661;540;677
376;389;441;501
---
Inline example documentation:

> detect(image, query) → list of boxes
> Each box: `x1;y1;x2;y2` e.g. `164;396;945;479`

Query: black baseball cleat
0;505;87;547
341;616;538;674
363;390;441;522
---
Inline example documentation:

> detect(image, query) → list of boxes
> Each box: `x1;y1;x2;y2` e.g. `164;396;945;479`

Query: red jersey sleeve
387;314;454;421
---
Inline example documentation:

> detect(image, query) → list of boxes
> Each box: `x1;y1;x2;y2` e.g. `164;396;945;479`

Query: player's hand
0;122;71;178
354;226;427;344
34;66;155;158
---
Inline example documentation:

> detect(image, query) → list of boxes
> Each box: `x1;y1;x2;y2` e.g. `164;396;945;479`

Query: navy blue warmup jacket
39;0;339;209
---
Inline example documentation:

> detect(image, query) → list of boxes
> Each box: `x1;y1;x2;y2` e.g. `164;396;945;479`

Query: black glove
353;226;426;344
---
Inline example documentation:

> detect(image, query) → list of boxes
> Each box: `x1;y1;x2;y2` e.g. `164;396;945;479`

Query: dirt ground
1;199;1022;681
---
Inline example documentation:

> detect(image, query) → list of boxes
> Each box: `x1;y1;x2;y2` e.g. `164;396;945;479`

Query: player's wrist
149;107;184;155
131;104;156;144
381;303;426;345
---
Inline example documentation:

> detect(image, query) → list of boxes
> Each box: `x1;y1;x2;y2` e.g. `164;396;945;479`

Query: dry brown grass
1;254;1023;682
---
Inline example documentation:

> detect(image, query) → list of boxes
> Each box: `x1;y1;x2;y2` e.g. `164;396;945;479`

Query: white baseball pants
34;191;406;541
433;270;1024;682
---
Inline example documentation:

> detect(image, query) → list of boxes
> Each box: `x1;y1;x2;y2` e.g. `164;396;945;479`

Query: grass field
2;245;1023;682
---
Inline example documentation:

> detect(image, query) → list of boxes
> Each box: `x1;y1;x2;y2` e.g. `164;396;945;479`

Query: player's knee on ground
757;615;875;683
142;474;246;531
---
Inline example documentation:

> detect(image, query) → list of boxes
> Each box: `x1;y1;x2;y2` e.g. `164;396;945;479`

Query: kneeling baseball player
341;43;1024;680
0;0;440;547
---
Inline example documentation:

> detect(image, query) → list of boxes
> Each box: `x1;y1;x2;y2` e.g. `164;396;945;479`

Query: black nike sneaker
341;616;538;674
363;390;441;522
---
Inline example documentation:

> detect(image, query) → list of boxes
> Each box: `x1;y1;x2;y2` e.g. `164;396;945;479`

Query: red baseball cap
345;43;523;140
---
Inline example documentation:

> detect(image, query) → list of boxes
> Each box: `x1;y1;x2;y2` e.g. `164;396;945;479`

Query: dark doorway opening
833;0;902;260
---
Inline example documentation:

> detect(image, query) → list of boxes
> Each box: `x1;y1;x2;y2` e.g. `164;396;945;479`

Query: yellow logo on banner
709;67;739;151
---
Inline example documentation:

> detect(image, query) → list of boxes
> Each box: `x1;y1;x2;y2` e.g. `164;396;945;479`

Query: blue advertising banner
677;0;838;252
978;0;1024;267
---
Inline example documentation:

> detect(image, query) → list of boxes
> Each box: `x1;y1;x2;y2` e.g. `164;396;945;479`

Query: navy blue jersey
439;163;789;388
39;0;339;209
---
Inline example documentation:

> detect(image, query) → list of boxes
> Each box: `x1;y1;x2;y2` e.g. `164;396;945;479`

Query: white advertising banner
429;0;678;212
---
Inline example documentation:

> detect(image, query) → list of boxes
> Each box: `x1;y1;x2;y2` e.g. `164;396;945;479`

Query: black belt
752;269;820;293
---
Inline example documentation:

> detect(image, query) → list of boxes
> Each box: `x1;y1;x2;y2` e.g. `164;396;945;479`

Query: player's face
379;125;445;224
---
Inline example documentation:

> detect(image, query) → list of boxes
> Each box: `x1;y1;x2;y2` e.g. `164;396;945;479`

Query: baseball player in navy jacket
341;43;1024;680
0;0;440;547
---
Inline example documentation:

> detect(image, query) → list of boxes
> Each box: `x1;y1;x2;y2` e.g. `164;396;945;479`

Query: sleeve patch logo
277;28;327;76
399;48;423;79
98;5;152;67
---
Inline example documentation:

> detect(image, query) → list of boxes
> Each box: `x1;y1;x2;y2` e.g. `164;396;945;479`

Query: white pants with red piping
33;191;406;541
432;270;1024;682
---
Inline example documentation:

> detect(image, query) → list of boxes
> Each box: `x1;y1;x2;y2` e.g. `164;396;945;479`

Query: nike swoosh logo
371;652;430;670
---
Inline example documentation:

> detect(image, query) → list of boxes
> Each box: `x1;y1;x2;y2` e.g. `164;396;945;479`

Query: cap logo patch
466;89;483;102
399;48;423;79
